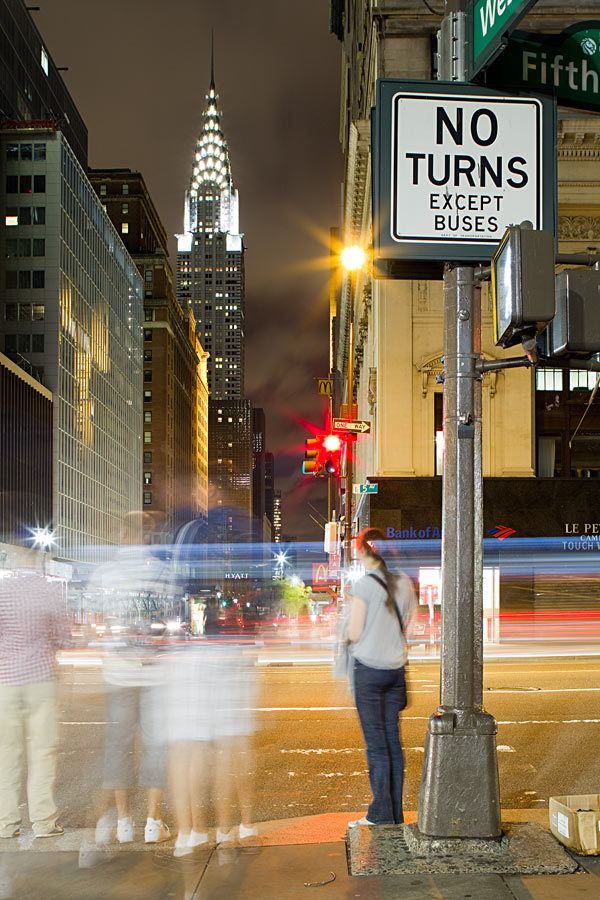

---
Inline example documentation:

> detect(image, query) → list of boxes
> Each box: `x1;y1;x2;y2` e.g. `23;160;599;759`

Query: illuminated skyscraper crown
184;69;239;236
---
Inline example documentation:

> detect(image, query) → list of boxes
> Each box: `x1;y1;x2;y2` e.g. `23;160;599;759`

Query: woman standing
347;529;416;827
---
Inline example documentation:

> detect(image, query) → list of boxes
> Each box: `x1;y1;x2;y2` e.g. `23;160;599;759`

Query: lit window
122;184;129;195
100;184;107;196
144;431;152;444
536;369;563;391
121;223;129;234
143;492;152;505
570;370;598;391
5;209;18;226
144;411;152;424
144;390;152;402
40;46;49;75
122;203;128;214
144;472;152;485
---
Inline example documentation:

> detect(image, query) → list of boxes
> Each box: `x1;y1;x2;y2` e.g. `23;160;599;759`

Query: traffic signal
492;223;555;349
302;434;343;476
545;268;600;358
322;434;342;476
302;437;322;475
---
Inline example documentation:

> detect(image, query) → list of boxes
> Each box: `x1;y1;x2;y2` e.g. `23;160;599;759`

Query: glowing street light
30;527;55;575
340;245;367;272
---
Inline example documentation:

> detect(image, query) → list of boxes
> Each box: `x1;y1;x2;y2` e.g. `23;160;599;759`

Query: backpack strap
367;571;405;634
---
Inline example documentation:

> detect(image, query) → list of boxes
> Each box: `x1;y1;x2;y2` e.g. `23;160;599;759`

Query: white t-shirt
351;569;416;670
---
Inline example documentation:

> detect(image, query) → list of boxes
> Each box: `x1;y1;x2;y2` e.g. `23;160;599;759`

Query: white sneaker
348;816;376;827
95;813;114;845
144;818;170;844
188;829;209;847
239;823;257;840
216;827;235;844
116;818;134;843
173;832;191;858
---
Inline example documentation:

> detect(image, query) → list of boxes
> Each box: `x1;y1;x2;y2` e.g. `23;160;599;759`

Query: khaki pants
0;680;59;836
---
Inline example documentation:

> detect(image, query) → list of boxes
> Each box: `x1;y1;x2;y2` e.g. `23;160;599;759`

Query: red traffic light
302;434;343;477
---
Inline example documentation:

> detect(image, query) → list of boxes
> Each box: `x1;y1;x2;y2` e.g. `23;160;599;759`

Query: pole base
417;708;501;839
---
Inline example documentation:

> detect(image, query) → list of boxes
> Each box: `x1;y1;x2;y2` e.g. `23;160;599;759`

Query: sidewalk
1;810;598;899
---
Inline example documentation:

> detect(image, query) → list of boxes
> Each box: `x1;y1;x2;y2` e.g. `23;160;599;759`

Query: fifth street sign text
391;92;543;245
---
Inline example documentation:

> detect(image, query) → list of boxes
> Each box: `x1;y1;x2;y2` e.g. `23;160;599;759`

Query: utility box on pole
548;268;600;357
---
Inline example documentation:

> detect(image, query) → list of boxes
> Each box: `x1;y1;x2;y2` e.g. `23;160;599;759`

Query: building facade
89;168;209;535
333;0;600;610
0;125;143;562
176;69;252;542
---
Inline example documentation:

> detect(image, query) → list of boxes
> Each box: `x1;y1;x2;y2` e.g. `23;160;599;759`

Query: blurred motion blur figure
167;641;258;855
89;511;171;845
0;566;70;838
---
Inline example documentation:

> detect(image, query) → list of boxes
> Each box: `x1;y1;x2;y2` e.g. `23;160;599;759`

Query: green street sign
469;0;539;78
486;23;600;112
353;483;378;494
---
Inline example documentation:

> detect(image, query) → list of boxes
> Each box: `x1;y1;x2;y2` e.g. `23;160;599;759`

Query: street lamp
30;526;55;574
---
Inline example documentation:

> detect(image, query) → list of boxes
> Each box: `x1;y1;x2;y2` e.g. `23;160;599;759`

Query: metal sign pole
416;0;501;838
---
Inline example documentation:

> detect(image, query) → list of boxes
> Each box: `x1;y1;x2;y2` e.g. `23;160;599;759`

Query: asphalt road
49;655;600;831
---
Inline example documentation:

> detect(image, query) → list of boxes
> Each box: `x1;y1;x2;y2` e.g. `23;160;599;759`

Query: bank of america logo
488;525;516;540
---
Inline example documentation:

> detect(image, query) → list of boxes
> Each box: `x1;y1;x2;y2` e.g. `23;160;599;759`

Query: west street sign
469;0;539;78
486;23;600;112
372;80;556;276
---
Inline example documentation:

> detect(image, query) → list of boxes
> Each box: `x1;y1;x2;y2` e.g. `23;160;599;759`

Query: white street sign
391;91;544;247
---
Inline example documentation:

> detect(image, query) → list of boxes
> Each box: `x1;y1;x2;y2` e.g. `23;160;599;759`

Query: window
20;143;32;161
122;184;129;195
5;239;17;258
144;390;152;402
18;334;30;352
19;271;31;289
536;369;563;391
6;144;18;161
143;370;152;382
34;143;46;161
570;370;599;391
144;411;152;424
19;239;31;257
32;270;45;288
144;472;152;485
144;309;154;322
32;207;45;224
143;451;152;464
143;492;152;505
100;184;107;196
4;303;17;320
19;303;31;320
32;333;44;353
144;328;152;341
122;203;128;214
32;304;45;320
6;175;18;193
4;335;16;352
32;239;45;256
144;431;152;444
33;175;45;193
40;46;49;75
144;349;152;362
5;208;18;226
121;222;129;234
145;269;153;282
20;175;31;193
5;271;17;289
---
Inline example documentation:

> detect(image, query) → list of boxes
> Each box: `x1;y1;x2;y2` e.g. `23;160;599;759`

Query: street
51;655;600;831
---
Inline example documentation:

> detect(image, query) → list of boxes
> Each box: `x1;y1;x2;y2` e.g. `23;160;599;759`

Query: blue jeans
354;659;407;825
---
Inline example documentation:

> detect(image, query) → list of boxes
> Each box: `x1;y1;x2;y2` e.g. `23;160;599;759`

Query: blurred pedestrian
0;564;70;838
346;528;416;827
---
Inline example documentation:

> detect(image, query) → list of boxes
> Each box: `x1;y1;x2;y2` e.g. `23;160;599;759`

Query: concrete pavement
1;810;599;899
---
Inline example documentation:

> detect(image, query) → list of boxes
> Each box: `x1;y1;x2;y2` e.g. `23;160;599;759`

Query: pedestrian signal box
547;268;600;358
492;223;555;349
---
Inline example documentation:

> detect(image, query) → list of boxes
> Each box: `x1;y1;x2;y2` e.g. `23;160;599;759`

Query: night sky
36;0;344;541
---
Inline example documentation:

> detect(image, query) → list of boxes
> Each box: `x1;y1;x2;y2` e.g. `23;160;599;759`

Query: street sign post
352;483;379;494
372;79;556;276
332;418;371;434
469;0;539;78
486;24;600;112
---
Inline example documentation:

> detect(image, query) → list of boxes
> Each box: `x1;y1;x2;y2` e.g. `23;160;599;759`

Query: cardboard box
549;794;600;855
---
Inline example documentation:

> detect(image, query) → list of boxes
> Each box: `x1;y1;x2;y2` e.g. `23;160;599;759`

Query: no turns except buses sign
373;80;556;275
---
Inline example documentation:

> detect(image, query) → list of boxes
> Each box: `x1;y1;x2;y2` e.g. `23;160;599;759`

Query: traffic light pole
344;320;354;569
417;0;501;839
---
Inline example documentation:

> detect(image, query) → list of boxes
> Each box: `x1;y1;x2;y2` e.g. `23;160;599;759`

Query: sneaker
216;827;235;844
116;818;134;843
35;825;64;838
144;818;170;844
173;832;191;858
0;828;19;839
348;816;376;827
188;829;209;847
95;812;114;845
239;823;257;840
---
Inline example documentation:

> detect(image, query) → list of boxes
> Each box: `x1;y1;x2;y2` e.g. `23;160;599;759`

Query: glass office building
0;125;143;562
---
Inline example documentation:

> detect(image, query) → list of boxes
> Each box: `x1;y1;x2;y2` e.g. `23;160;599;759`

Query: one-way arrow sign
332;418;371;434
